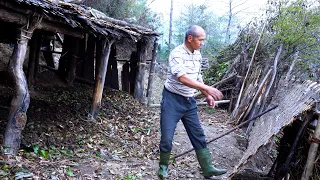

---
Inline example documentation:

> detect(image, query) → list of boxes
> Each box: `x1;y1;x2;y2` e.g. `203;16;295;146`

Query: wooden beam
90;38;114;119
0;7;84;38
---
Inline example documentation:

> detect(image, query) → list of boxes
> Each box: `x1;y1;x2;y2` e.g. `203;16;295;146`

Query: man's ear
187;35;193;42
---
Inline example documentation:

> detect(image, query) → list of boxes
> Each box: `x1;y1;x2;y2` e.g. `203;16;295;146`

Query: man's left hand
206;95;215;109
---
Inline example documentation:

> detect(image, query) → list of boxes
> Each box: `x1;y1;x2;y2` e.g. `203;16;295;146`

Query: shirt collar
182;43;195;55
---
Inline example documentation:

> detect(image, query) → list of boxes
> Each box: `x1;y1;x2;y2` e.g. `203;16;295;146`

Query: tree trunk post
121;62;130;92
147;38;158;106
28;30;41;89
66;37;80;85
76;34;87;78
134;40;148;103
301;103;320;180
4;16;42;154
83;35;95;82
129;51;138;95
90;38;114;119
106;44;116;88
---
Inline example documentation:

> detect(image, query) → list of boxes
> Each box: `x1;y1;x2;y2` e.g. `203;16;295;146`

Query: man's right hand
205;86;223;101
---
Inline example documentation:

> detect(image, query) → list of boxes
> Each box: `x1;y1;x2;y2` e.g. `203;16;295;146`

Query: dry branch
232;22;266;119
172;105;278;159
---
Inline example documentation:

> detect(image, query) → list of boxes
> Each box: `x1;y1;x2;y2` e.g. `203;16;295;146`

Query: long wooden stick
232;22;266;118
172;105;278;159
149;100;230;108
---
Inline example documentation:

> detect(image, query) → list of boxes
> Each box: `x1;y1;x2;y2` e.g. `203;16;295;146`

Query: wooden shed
0;0;159;154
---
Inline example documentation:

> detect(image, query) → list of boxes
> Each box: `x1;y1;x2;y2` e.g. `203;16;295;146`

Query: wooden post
301;103;320;180
42;34;55;68
121;62;130;92
111;46;119;90
76;35;87;78
105;45;115;88
95;38;102;81
27;30;41;89
147;38;158;106
134;40;148;102
129;51;138;95
66;37;80;85
4;16;42;154
83;35;95;82
90;38;114;119
58;35;72;79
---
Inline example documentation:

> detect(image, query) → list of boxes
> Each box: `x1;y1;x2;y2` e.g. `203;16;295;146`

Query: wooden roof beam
0;7;84;38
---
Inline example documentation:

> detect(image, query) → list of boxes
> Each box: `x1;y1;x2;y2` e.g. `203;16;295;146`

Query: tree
82;0;160;29
174;3;225;58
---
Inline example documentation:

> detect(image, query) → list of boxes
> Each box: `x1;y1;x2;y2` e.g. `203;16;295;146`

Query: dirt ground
0;43;272;179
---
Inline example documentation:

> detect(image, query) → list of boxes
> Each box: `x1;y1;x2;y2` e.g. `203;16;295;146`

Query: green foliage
66;167;76;177
204;107;216;114
202;61;230;85
157;42;170;62
81;0;160;29
266;0;320;78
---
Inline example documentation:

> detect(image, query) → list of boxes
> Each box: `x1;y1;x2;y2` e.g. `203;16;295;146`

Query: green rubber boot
196;148;227;178
158;151;170;179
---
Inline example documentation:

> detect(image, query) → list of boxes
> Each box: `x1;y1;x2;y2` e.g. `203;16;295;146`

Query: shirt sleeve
169;52;186;78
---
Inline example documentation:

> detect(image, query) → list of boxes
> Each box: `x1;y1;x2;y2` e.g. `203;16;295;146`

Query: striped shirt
164;44;203;97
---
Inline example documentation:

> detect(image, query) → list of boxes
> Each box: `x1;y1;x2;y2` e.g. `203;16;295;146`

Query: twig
172;105;278;159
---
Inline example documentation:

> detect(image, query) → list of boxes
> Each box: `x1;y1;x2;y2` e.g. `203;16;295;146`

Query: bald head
184;25;206;41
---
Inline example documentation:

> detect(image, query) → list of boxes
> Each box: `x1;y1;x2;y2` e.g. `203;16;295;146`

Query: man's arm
178;74;223;108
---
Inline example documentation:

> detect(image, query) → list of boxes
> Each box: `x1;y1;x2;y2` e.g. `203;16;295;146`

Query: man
158;25;227;179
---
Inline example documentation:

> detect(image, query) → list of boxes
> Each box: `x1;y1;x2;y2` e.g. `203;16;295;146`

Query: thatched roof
0;0;159;41
231;80;320;177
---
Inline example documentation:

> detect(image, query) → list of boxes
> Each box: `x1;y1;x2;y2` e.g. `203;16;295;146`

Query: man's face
188;31;206;51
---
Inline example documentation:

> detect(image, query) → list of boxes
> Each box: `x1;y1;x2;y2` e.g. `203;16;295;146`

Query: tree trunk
90;38;114;119
134;40;148;103
168;0;173;51
225;0;232;44
4;16;42;154
285;50;299;81
122;62;130;92
147;38;158;106
28;30;41;89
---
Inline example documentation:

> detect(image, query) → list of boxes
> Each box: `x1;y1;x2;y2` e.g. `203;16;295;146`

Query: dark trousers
159;87;207;152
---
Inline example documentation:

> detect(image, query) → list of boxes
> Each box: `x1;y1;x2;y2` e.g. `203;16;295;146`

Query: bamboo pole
172;105;278;159
232;22;266;119
301;103;320;180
